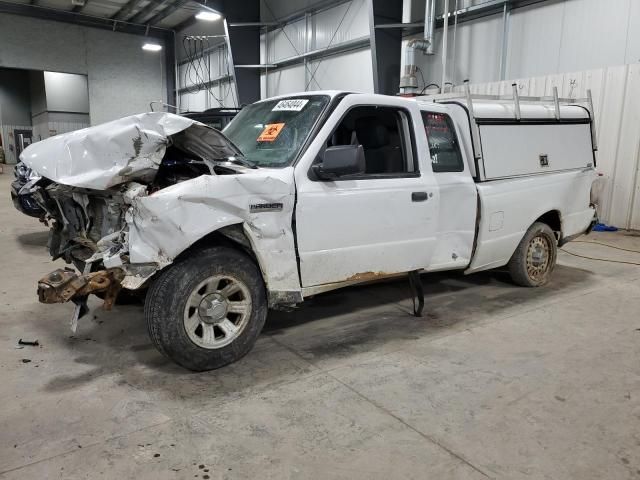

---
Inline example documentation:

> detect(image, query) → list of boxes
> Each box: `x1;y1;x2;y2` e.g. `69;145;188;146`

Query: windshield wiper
219;156;258;169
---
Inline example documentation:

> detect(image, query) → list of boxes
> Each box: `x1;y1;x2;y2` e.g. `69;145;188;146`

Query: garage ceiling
0;0;206;31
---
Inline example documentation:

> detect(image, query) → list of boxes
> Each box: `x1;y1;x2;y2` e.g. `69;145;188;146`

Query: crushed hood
20;112;241;190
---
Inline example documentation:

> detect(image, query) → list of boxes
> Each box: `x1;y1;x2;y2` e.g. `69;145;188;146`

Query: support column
222;0;261;105
368;0;404;95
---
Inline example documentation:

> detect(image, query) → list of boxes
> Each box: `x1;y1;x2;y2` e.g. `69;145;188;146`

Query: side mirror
313;145;365;180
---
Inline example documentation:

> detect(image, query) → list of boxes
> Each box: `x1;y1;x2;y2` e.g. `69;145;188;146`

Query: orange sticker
257;123;285;142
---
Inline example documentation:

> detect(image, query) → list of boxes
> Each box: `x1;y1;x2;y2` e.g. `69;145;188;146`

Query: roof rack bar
464;79;475;120
587;89;598;150
512;83;521;121
553;86;560;121
464;80;484;172
429;92;590;103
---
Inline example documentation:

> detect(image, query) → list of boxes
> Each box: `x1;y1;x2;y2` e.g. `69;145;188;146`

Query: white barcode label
272;99;309;111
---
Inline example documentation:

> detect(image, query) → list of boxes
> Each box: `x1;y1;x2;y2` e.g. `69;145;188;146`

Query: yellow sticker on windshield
258;123;285;142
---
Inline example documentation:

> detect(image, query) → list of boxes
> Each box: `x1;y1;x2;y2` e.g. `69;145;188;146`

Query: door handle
412;191;429;202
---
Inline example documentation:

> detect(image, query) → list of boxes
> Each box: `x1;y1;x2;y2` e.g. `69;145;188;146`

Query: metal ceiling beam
128;0;173;23
0;1;169;37
72;1;87;13
142;0;191;26
375;0;557;35
110;0;145;21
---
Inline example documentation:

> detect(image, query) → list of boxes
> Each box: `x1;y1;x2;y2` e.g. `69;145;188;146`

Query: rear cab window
421;111;464;173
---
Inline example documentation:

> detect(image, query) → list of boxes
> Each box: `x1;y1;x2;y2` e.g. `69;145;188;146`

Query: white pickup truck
23;90;597;371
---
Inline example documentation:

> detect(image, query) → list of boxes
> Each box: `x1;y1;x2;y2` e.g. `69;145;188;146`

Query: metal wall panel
409;0;640;90
265;18;307;63
307;49;374;92
555;0;631;73
179;90;208;112
626;0;640;65
313;0;369;49
408;14;503;89
259;0;373;97
178;43;237;110
262;64;306;97
506;2;565;79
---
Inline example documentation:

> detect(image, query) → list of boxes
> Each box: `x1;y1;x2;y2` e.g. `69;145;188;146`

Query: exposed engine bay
32;144;248;271
28;117;250;270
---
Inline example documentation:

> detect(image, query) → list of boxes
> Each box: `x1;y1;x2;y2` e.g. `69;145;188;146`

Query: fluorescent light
195;10;222;21
142;42;163;52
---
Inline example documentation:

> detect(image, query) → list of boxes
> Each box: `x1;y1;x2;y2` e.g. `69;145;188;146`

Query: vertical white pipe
425;0;436;54
499;2;511;81
441;0;449;93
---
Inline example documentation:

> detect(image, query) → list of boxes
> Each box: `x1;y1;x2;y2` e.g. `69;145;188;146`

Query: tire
144;246;267;371
508;222;558;287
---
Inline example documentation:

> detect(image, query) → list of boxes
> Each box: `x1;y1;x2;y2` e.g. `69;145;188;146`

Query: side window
421;112;464;173
326;106;416;175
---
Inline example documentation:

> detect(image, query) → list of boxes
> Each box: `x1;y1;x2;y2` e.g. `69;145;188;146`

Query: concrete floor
0;173;639;480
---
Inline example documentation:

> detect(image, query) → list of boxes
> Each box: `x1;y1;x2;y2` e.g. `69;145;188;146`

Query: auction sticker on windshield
257;123;285;142
272;99;308;111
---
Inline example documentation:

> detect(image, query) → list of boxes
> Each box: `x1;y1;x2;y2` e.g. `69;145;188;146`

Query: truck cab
25;90;597;370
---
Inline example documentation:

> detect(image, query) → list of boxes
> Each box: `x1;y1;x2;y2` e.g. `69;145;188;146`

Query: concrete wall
0;68;32;164
0;13;167;125
29;71;47;116
0;69;31;125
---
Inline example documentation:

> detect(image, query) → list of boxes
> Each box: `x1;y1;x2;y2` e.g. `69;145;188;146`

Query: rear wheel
508;222;557;287
144;246;267;371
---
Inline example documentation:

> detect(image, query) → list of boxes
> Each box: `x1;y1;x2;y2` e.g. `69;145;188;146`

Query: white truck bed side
467;168;595;272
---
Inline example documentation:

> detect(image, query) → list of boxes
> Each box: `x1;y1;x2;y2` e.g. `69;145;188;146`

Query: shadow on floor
16;231;49;248
33;264;593;399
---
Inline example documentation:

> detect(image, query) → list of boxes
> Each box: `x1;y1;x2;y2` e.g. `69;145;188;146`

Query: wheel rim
526;234;552;282
183;274;252;349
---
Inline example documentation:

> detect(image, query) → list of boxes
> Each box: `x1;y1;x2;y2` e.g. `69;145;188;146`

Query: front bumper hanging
38;267;125;310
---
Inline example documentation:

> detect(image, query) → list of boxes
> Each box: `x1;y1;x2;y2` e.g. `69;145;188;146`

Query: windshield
222;95;329;167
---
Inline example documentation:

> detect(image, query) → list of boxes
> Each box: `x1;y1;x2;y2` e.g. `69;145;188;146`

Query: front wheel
508;222;557;287
144;246;267;371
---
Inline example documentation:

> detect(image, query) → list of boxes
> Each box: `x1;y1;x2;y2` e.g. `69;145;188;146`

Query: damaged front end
22;113;256;314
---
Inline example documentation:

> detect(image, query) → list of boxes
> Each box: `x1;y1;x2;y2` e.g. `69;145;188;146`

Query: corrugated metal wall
261;0;372;97
176;0;374;108
178;42;238;111
409;0;640;89
449;64;640;230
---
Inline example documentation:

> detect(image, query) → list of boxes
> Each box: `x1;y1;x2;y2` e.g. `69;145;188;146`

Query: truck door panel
420;109;477;271
294;96;439;287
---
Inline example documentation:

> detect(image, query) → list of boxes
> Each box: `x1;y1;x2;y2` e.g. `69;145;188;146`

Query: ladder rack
422;80;598;163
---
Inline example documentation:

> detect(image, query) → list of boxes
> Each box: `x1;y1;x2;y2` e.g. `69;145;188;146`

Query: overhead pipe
441;0;449;93
399;0;436;94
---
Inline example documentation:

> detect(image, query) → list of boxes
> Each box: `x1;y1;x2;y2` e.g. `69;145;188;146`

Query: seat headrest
355;117;389;149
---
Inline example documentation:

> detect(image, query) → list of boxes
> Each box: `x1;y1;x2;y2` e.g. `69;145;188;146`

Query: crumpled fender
126;167;299;293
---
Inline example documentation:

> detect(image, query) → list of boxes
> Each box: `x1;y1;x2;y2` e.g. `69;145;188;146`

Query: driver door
294;95;440;287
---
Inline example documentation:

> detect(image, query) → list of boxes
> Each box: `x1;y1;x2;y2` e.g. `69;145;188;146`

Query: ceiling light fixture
142;42;163;52
195;10;222;21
